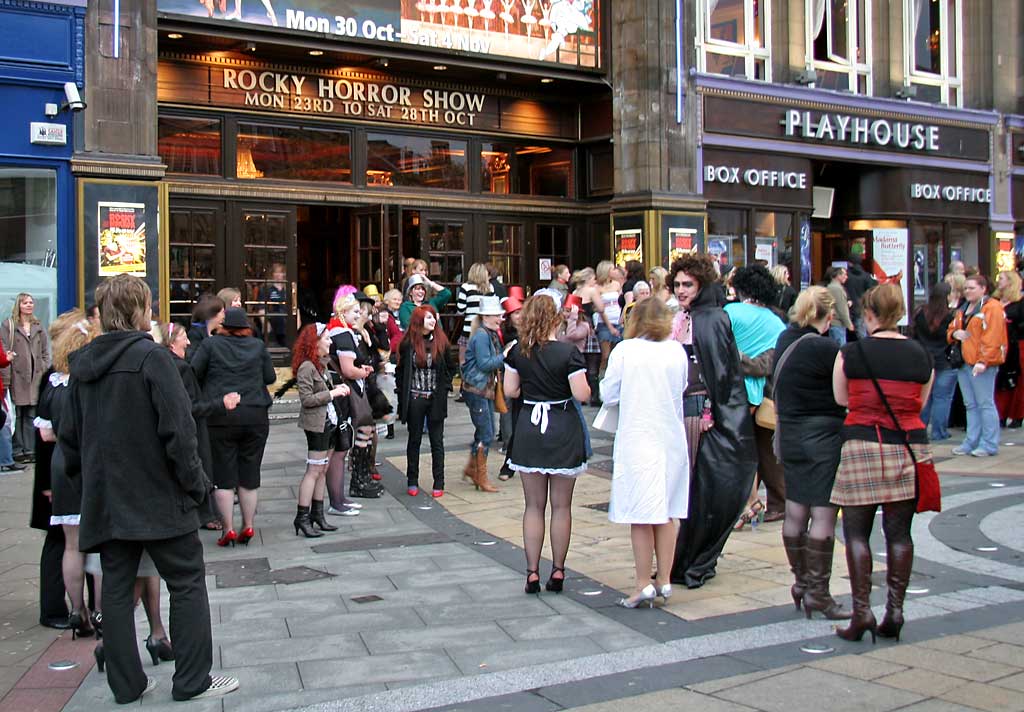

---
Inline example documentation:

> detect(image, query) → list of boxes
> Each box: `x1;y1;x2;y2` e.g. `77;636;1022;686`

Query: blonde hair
10;292;39;325
96;274;151;332
160;322;187;349
48;308;87;342
595;260;615;285
217;287;242;308
862;283;905;330
412;259;428;273
333;294;359;321
945;272;966;297
467;263;492;293
770;265;790;285
649;266;669;293
623;295;672;341
52;311;98;373
994;271;1022;303
791;286;835;328
572;267;595;288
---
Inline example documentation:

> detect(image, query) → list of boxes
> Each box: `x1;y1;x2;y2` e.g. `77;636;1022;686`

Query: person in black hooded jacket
190;307;275;547
667;255;758;589
60;274;238;704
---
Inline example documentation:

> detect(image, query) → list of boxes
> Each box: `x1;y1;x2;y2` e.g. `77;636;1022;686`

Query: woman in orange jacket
948;274;1007;457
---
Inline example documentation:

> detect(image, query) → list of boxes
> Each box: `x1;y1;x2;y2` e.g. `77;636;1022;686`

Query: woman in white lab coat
600;297;689;609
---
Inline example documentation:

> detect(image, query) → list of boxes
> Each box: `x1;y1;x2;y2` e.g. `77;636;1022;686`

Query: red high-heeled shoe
216;530;237;547
237;527;255;546
431;489;444;498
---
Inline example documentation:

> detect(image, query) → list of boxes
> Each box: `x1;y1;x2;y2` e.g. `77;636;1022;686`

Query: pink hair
333;284;358;304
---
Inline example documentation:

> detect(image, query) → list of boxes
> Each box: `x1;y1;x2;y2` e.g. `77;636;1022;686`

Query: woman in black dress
774;287;850;620
37;312;99;638
191;307;275;546
185;293;225;361
504;295;591;594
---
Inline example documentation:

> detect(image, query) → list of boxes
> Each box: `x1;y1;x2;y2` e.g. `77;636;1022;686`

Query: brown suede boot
462;448;479;485
878;540;913;641
782;534;808;612
835;537;876;642
472;446;499;493
803;537;852;620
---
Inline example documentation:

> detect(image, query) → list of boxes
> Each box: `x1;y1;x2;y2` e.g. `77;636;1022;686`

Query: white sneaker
341;500;363;509
192;675;240;699
951;446;972;456
327;506;360;517
970;449;995;457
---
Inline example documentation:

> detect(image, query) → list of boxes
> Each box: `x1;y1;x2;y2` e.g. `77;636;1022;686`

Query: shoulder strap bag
767;333;817;459
854;340;941;513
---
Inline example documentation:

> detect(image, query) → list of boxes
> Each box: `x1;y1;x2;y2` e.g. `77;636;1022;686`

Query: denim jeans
957;365;1000;454
828;325;847;347
0;425;13;466
921;368;958;441
463;392;495;454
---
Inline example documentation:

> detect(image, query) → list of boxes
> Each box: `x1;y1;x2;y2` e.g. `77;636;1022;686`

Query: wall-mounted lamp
794;68;817;86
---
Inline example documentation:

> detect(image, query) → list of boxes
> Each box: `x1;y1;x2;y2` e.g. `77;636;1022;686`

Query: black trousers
99;532;212;703
39;526;68;622
405;395;445;489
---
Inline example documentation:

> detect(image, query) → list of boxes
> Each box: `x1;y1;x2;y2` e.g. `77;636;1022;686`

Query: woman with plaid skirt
831;284;934;644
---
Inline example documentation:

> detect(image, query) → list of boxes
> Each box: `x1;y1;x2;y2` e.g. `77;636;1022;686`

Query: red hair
291;324;323;376
402;305;449;368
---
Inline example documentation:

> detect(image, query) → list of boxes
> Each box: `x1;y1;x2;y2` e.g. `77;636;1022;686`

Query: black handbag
945;341;964;369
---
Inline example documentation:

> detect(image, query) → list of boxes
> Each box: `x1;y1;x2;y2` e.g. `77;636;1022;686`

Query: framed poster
614;228;643;266
78;180;169;321
667;228;698;263
871;228;909;326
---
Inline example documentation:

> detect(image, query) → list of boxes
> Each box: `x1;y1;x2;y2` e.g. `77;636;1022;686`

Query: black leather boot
310;499;338;532
293;505;323;538
349;447;383;499
782;534;807;612
803;537;852;620
835;537;876;642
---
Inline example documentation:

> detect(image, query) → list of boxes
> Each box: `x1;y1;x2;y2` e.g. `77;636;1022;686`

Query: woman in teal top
724;265;787;525
399;274;452;330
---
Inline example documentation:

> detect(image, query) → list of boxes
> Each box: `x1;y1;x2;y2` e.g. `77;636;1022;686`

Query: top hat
222;307;250;330
563;293;584;310
363;284;381;299
404;274;428;296
476;295;505;316
504;296;524;314
507;285;526;302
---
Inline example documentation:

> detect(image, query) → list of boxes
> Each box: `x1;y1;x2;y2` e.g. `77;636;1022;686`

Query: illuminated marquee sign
157;0;601;68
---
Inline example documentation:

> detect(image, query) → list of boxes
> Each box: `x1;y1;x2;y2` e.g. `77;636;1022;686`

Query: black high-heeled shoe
90;611;103;639
94;643;104;673
525;569;540;594
145;635;174;665
68;610;94;640
545;566;565;593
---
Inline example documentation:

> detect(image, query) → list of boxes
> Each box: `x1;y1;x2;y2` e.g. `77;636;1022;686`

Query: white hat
476;295;505;316
532;288;563;310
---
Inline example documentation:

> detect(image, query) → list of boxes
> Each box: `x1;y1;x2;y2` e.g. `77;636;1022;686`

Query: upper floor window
806;0;872;94
697;0;772;81
903;0;962;106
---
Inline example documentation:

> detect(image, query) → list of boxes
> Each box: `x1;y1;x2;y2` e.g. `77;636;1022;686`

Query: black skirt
778;415;843;506
507;400;587;476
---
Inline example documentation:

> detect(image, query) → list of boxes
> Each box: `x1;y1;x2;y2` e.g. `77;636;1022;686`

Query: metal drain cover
48;660;79;671
800;644;834;655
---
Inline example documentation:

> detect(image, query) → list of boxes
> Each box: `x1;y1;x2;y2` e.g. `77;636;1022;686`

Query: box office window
237;123;352;183
806;0;872;94
481;144;574;198
367;133;467;190
903;0;962;106
707;207;748;268
698;0;772;81
159;116;222;176
0;168;57;328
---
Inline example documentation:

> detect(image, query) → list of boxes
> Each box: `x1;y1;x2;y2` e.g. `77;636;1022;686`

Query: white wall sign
872;228;910;326
909;183;991;203
781;110;940;152
29;122;67;146
538;258;552;281
705;165;807;189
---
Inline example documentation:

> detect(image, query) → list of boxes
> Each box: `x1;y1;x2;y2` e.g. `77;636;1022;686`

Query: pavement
0;401;1021;712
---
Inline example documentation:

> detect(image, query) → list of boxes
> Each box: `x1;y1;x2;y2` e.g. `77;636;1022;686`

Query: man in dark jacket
844;252;877;339
60;274;238;704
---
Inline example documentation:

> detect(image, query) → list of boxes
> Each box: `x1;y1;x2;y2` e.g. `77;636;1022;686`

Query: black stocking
784;500;840;540
521;473;548;573
547;476;577;571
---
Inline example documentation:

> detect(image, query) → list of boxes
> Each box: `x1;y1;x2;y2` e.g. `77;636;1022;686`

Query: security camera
62;82;86;112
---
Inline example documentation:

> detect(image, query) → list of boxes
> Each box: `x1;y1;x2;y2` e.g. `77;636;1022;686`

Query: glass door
234;205;297;350
353;206;385;291
168;201;224;325
420;214;469;335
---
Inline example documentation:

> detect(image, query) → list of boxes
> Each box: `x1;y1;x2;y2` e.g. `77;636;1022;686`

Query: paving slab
713;667;924;712
298;650;460;688
361;621;512;655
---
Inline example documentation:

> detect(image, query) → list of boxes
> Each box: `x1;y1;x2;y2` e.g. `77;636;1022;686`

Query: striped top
456;282;491;337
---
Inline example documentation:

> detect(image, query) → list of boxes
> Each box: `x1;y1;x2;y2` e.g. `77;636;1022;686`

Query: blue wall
0;0;85;313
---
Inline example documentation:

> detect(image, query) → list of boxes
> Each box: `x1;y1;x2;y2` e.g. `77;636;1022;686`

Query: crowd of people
2;247;1022;704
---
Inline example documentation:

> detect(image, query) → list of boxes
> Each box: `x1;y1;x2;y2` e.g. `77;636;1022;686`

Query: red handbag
856;341;942;513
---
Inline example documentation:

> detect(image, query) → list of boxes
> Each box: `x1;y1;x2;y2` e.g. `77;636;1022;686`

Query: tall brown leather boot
803;537;852;620
782;534;808;612
878;540;913;641
472;445;499;493
835;537;876;642
462;448;478;485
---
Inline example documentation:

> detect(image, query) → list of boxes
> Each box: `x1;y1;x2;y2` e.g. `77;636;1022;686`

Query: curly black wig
669;254;718;293
731;264;778;306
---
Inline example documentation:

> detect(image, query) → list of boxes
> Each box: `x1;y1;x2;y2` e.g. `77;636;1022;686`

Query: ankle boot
386;423;395;439
803;537;852;620
349;447;383;499
835;538;876;643
878;541;913;641
472;445;499;493
310;499;338;532
782;534;808;612
293;505;323;538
